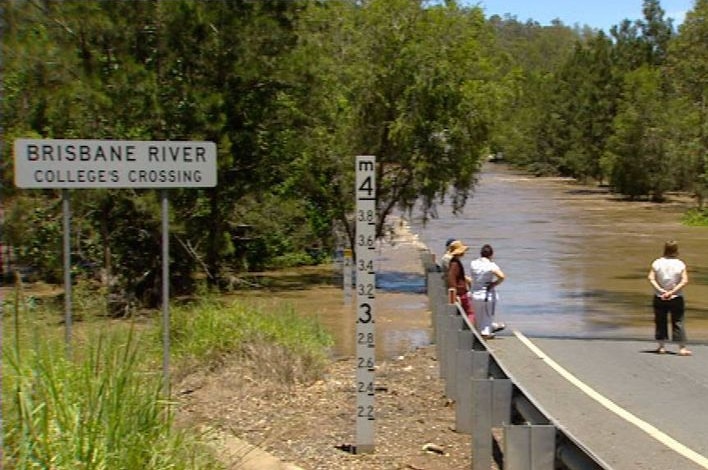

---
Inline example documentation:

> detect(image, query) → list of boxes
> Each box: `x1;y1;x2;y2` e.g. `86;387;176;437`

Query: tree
665;0;708;209
288;0;497;252
551;32;618;182
484;15;578;173
606;66;672;200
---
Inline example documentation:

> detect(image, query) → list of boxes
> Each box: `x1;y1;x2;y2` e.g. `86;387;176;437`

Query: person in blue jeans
648;240;691;356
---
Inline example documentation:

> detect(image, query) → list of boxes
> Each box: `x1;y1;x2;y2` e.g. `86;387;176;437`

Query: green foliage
3;196;63;282
169;298;333;382
666;0;708;209
4;0;707;301
3;309;219;469
232;194;327;271
681;208;708;226
3;283;334;468
606;66;672;200
486;16;578;170
490;0;706;211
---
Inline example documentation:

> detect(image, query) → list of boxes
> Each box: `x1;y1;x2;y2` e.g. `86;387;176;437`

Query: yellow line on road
514;330;708;469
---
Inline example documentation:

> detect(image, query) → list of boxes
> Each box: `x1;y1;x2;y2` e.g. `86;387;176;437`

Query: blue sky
472;0;695;31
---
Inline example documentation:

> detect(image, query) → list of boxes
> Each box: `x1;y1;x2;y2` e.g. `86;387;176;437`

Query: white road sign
14;139;217;188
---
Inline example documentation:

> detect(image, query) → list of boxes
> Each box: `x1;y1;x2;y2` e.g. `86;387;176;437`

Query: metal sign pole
62;189;72;358
161;190;170;398
355;155;376;453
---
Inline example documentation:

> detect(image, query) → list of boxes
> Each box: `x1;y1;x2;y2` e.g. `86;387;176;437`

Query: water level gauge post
355;155;376;454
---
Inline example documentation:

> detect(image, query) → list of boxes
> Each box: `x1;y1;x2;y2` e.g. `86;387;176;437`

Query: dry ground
175;343;475;470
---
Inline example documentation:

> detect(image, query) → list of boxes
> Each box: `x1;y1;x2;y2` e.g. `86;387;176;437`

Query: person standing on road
446;240;475;324
470;244;506;339
439;237;457;279
648;240;692;356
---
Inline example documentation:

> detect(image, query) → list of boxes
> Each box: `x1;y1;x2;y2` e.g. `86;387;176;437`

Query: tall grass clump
682;208;708;226
2;289;220;470
170;298;334;384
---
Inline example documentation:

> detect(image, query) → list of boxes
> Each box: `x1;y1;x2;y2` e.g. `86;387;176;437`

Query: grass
2;280;334;469
682;208;708;226
169;297;334;385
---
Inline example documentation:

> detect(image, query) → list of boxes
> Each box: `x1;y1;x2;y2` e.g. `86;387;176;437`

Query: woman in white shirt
647;240;691;356
469;244;506;339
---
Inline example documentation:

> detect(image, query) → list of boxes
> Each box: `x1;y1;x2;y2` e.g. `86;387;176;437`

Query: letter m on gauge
356;155;376;250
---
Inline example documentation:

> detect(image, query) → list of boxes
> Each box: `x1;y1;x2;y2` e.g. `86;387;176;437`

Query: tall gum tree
289;0;498;253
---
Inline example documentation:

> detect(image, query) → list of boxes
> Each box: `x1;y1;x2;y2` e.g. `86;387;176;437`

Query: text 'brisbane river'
14;138;217;189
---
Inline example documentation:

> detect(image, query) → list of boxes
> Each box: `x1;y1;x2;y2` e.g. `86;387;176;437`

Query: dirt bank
174;220;477;469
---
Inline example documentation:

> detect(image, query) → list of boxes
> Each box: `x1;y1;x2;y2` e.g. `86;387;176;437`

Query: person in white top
469;244;506;339
648;240;691;356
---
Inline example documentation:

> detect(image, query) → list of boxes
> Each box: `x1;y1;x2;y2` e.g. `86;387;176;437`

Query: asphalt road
489;333;708;469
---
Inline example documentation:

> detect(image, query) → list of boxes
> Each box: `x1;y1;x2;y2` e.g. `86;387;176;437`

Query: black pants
653;295;687;343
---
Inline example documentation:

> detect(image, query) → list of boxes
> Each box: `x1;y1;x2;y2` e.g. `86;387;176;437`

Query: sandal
678;348;692;356
656;347;667;354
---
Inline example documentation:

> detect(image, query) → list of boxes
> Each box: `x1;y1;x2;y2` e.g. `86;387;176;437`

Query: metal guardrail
421;251;610;470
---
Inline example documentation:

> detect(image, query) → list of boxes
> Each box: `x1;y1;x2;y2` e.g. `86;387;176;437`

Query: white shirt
651;257;686;297
469;257;501;301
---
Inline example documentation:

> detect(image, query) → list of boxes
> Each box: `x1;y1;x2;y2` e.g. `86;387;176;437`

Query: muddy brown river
236;163;708;359
410;163;708;341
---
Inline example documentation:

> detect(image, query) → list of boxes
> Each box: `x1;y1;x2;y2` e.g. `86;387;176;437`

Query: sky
473;0;695;32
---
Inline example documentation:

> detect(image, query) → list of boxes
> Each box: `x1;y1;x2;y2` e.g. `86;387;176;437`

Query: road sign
355;155;376;453
14;138;217;188
12;137;218;397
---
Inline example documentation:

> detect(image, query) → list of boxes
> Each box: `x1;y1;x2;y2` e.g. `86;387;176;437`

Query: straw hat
448;240;469;256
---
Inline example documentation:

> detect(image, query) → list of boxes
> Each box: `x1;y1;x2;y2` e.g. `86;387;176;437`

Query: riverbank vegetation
2;0;707;303
2;1;706;466
2;281;333;469
682;208;708;226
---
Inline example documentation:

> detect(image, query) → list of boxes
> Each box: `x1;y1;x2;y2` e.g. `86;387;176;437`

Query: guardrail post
438;300;457;380
446;324;474;399
436;304;451;378
455;350;490;433
442;312;464;395
420;251;437;272
471;378;512;470
427;272;444;342
503;425;555;470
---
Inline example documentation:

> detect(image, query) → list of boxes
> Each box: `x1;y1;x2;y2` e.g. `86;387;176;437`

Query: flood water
236;163;708;359
409;163;708;342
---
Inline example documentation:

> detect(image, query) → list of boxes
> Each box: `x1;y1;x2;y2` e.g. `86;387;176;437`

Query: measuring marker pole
355;155;376;453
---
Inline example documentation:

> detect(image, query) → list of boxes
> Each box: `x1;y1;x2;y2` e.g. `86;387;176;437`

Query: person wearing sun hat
446;240;475;324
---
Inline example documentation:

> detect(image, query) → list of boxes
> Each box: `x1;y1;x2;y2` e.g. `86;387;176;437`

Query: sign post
14;138;217;394
355;155;376;453
62;190;72;358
